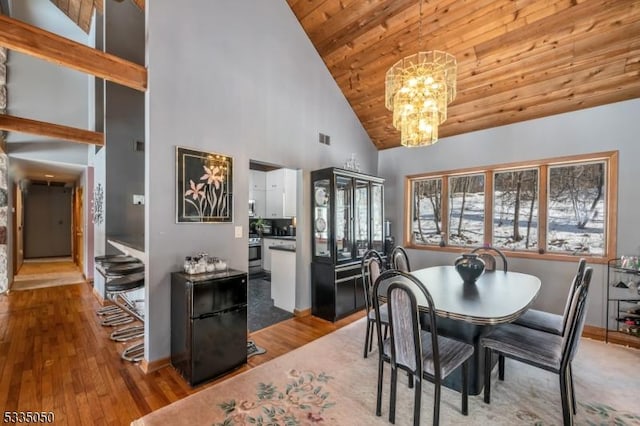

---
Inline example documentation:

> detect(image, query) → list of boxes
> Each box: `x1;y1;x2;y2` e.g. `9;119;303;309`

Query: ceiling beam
0;114;104;146
0;14;147;92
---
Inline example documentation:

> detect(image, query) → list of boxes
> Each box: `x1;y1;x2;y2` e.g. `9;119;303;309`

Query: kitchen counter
270;244;296;252
107;235;145;262
270;247;296;313
263;236;296;241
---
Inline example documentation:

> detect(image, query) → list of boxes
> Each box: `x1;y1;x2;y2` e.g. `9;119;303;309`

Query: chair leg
569;363;577;415
433;382;441;426
383;324;388;340
363;320;371;358
413;376;421;426
389;365;398;424
498;354;505;381
461;359;469;416
369;322;376;353
408;371;414;389
484;347;492;404
559;368;572;426
376;358;384;417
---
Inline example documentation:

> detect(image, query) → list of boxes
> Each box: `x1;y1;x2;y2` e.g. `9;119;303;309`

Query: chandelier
384;2;457;147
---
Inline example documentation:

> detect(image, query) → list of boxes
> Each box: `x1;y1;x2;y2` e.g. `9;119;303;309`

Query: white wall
146;1;378;361
379;98;640;327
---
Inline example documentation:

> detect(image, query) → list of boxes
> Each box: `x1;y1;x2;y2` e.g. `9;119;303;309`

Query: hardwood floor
0;281;363;425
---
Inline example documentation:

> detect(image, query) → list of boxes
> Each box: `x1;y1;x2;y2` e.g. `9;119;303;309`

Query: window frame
404;151;618;264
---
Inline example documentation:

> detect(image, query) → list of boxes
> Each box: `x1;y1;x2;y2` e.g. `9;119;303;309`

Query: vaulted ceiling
288;0;640;149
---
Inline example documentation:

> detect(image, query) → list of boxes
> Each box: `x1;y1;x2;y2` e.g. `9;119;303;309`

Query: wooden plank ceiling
49;0;101;33
287;0;640;149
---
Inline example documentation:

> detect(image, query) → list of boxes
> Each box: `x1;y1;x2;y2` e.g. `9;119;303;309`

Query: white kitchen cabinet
249;170;266;218
262;238;296;272
250;170;266;191
265;169;297;218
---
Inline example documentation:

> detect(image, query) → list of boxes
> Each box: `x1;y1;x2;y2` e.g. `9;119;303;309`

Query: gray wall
146;1;378;361
378;98;640;328
104;0;145;240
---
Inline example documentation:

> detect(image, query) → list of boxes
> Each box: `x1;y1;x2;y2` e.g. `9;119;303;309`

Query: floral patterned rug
132;318;640;426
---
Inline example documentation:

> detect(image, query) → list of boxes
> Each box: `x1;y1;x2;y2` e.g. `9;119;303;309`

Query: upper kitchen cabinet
249;170;266;218
266;169;297;218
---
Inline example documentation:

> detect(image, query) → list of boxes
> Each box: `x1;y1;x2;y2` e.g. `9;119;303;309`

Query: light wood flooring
0;278;363;425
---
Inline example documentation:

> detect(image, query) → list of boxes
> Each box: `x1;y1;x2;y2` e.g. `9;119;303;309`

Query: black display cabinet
311;167;385;321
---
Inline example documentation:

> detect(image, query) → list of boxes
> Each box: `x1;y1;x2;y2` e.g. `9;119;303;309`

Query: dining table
377;265;541;395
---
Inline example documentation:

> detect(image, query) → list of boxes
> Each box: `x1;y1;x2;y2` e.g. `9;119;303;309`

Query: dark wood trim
0;114;104;145
0;15;146;92
583;325;640;349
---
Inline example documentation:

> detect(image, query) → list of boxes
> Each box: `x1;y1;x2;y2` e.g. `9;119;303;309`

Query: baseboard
583;325;640;349
92;286;110;306
294;307;312;317
140;356;171;374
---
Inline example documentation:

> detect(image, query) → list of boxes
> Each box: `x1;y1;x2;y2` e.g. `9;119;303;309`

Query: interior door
24;184;72;258
73;187;84;270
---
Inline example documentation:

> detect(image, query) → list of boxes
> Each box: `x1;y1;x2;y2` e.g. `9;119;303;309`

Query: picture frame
176;146;233;223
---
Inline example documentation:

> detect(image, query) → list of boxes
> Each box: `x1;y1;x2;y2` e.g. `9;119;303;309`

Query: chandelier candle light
384;1;457;147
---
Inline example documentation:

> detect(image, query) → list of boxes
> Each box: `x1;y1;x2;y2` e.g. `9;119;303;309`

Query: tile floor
248;277;293;332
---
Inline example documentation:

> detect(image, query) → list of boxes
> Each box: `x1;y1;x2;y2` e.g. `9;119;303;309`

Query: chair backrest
373;270;440;380
560;258;587;336
391;246;411;272
561;267;592;368
361;250;384;313
471;246;508;272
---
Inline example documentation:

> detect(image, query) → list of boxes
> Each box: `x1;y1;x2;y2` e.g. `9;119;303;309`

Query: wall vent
134;140;145;152
318;133;331;145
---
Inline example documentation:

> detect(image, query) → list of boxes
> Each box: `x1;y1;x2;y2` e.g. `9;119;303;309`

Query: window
493;169;538;251
547;162;606;256
411;178;442;245
448;174;484;247
406;151;617;262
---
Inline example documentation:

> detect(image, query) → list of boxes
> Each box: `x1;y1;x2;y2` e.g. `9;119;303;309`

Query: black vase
454;253;485;284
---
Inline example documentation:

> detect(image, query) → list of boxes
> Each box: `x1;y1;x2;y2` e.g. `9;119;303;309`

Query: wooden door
73;187;84;270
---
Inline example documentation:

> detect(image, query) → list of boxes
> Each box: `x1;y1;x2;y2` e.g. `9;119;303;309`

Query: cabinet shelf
606;258;640;343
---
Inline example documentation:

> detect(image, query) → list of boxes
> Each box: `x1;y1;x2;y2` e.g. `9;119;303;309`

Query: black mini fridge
171;269;248;386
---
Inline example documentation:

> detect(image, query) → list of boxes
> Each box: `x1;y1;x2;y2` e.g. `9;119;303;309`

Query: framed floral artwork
176;146;233;223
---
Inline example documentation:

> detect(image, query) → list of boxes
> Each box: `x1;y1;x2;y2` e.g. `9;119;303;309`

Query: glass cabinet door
335;176;354;262
371;182;384;252
354;180;369;258
313;179;330;258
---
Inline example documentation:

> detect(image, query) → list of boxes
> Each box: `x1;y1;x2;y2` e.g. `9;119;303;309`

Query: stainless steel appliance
171;269;248;386
249;236;262;275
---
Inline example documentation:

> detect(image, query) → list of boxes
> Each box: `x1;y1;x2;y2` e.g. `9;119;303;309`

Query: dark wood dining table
377;265;541;395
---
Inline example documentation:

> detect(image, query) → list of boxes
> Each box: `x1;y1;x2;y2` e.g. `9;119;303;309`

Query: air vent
319;133;331;145
134;140;145;152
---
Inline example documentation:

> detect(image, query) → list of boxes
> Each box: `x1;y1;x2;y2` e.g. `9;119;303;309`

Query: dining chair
514;258;587;336
390;246;411;272
373;270;474;425
471;246;508;272
481;267;593;426
361;249;387;358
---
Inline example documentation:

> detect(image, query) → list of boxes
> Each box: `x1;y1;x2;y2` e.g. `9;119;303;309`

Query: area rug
132;318;640;426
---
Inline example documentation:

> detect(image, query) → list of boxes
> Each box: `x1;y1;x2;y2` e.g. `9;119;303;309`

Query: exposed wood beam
0;114;104;146
132;0;144;11
0;15;147;92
